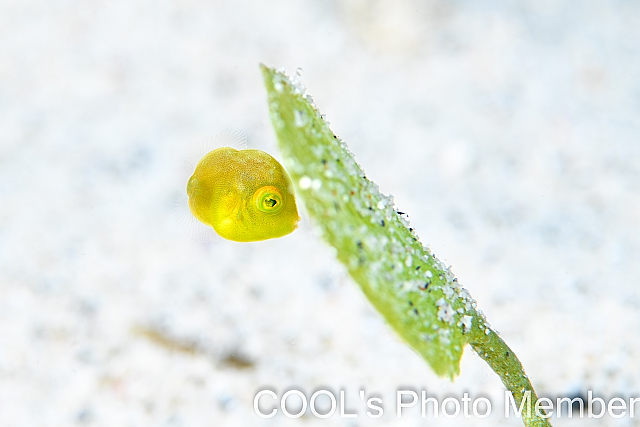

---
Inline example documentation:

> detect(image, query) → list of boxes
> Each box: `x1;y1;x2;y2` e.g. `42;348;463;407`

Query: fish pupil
264;198;277;208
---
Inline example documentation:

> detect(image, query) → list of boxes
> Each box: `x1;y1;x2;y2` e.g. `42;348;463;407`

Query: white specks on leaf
299;176;312;189
439;328;451;345
269;110;285;130
421;333;433;342
273;78;284;93
442;285;454;299
444;266;455;282
294;110;307;127
436;298;455;325
400;280;422;293
405;256;413;267
460;315;473;333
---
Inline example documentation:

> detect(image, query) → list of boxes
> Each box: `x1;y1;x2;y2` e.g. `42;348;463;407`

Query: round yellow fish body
186;147;300;242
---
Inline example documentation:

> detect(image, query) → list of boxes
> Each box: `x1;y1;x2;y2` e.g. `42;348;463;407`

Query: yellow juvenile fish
186;146;300;242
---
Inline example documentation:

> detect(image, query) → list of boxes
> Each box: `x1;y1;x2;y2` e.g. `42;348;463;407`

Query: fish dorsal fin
184;129;247;174
216;128;247;150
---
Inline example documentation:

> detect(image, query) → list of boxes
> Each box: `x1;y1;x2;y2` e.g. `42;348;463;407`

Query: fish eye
254;186;284;214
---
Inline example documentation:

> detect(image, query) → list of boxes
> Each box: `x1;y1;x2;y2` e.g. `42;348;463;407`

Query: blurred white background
1;0;639;426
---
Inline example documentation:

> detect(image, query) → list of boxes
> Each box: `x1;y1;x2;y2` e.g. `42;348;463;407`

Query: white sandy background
1;1;639;426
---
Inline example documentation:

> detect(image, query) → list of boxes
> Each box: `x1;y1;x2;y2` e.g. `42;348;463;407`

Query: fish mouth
186;176;199;198
292;214;301;230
